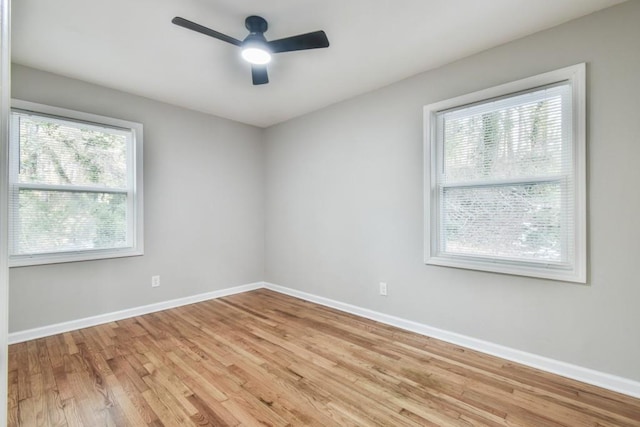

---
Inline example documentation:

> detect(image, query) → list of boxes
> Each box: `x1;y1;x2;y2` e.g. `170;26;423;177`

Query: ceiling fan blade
172;17;242;47
251;65;269;85
267;31;329;53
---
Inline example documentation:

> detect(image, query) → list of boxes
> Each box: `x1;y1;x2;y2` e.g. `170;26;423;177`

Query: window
424;64;586;282
9;100;143;266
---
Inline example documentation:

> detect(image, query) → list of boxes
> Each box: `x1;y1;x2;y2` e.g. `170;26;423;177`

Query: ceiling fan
172;15;330;85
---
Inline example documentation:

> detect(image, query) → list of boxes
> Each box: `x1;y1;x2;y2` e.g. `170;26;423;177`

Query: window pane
442;86;569;183
14;189;128;255
17;114;128;187
441;183;566;262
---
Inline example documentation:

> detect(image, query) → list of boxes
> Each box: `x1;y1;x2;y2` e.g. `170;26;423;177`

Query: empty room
1;0;640;425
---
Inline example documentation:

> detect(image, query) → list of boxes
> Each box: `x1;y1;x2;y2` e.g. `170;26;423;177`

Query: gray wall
10;64;265;332
264;1;640;381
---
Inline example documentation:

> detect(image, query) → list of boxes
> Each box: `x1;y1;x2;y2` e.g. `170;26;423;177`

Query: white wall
264;1;640;382
10;64;265;332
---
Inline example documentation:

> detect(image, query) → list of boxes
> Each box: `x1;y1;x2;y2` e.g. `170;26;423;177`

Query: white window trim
424;64;586;283
8;99;144;267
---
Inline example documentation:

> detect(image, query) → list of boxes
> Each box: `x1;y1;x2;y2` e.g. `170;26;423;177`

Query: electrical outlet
151;275;160;287
379;282;388;296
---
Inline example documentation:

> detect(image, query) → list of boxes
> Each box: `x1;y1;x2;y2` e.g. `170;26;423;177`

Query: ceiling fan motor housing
245;16;268;34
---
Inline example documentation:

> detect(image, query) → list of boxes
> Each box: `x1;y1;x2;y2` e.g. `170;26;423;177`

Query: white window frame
424;64;586;283
8;100;144;267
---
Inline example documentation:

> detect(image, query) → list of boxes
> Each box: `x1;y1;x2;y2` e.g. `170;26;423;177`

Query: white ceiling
12;0;625;128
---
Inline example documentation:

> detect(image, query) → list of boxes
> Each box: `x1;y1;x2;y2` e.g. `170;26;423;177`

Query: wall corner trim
7;282;263;344
262;282;640;399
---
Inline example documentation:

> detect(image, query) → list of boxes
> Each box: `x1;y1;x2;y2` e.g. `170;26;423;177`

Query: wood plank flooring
7;288;640;426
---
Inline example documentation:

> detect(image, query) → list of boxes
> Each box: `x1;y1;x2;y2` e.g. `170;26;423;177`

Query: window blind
435;83;574;266
9;110;133;257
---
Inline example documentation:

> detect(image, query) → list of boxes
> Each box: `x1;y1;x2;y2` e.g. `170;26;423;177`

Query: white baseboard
8;282;263;344
8;280;640;399
263;282;640;399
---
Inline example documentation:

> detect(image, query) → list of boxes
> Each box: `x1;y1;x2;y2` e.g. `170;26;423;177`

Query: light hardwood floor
7;289;640;426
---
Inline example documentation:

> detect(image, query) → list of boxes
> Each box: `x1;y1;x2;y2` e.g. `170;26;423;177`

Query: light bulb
241;47;271;65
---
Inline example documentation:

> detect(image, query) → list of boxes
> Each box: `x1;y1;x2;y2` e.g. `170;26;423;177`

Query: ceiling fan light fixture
241;46;271;65
171;15;330;84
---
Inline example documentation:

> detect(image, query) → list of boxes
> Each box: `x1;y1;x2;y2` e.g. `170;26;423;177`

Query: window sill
9;248;144;267
425;254;586;284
